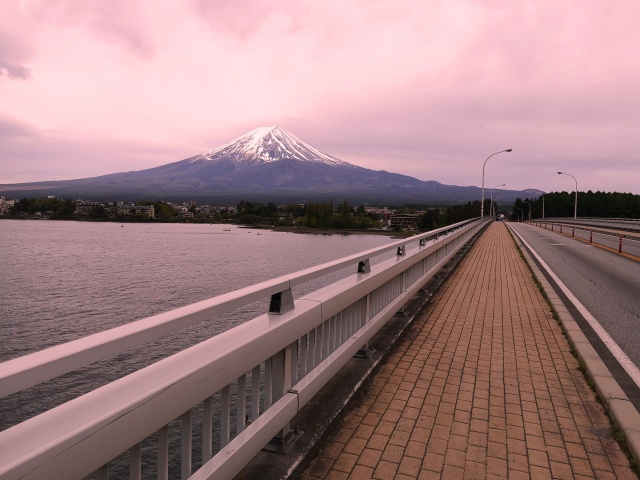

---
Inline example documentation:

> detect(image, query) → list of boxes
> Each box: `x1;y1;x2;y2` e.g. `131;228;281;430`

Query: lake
0;220;396;431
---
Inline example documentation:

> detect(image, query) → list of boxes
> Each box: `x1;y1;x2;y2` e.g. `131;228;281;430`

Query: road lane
508;222;640;407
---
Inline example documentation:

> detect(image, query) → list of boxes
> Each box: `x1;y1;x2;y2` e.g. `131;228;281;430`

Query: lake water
0;220;396;432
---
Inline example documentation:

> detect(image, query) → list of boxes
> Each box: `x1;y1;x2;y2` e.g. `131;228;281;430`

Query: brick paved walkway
300;222;637;480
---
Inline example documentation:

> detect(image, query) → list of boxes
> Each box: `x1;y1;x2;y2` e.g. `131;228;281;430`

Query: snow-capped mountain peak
194;126;356;168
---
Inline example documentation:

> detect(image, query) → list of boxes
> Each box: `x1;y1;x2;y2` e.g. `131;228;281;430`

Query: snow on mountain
193;126;356;168
0;125;541;205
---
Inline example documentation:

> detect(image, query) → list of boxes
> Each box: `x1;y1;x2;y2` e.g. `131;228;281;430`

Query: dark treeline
302;200;374;229
4;197;76;219
511;191;640;220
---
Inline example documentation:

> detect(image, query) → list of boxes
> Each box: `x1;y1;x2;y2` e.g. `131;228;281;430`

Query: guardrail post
220;387;230;448
181;410;193;479
619;237;623;253
269;345;292;448
590;231;593;244
237;374;247;434
572;228;575;238
251;365;261;422
203;398;213;462
130;443;141;480
357;295;372;358
158;426;169;480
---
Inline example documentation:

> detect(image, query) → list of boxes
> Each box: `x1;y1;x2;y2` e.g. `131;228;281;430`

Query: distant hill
0;126;543;205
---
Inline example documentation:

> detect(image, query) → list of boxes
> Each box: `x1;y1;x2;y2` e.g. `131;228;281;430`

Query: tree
418;209;441;231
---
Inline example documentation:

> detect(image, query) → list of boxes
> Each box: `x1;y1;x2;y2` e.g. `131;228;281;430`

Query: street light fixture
490;184;506;218
523;201;532;221
557;171;578;219
481;149;513;217
516;207;524;222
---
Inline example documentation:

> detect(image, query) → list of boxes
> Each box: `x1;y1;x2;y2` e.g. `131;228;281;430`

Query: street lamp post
557;171;578;219
517;207;524;222
481;149;513;217
540;194;545;219
523;201;532;221
493;197;503;219
490;184;506;218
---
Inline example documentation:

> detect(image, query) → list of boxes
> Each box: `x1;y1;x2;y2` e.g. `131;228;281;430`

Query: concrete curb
510;225;640;464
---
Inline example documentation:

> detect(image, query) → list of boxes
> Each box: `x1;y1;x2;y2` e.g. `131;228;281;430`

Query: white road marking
511;226;640;388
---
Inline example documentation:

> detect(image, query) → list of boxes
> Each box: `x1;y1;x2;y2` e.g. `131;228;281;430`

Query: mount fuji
0;126;541;205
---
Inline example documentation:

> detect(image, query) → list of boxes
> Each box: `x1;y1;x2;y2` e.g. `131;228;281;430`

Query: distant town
0;195;481;232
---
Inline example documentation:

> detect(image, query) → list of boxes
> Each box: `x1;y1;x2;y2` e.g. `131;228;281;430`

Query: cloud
0;23;35;80
1;0;639;195
185;0;306;39
0;60;32;80
24;0;156;59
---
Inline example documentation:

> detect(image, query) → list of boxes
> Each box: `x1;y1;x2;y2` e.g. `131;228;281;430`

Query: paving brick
332;452;358;473
398;456;422;477
380;444;404;463
404;440;427;459
422;452;445;472
388;430;410;447
343;437;367;456
356;447;382;468
365;433;387;452
529;464;553;480
348;464;375;480
372;460;399;480
569;456;595;477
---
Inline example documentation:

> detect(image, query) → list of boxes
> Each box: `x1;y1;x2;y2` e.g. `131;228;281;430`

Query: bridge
1;218;639;479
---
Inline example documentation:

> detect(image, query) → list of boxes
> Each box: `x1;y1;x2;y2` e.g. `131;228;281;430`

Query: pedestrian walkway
300;222;637;480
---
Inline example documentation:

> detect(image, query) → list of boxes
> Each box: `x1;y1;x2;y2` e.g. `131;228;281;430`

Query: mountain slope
0;126;541;205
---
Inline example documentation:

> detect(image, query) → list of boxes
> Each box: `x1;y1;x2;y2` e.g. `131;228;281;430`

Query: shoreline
0;217;415;238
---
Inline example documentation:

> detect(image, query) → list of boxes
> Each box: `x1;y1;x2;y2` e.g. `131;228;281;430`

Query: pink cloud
28;0;156;58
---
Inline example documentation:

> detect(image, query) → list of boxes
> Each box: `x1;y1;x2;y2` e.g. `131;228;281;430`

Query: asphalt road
508;222;640;408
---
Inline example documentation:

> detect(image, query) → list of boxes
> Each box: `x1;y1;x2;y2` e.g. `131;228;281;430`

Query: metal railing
0;217;489;480
530;221;640;258
539;217;640;233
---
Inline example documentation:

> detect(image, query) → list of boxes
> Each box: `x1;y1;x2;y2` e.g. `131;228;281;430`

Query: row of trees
4;198;76;218
511;191;640;220
301;201;374;229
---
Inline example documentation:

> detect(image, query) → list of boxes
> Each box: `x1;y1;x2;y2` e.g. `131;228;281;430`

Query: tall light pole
558;171;578;219
490;184;506;218
493;197;503;219
481;149;513;217
517;207;524;222
540;194;545;219
523;201;532;221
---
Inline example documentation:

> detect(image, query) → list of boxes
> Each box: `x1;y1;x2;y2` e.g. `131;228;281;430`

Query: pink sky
1;0;639;195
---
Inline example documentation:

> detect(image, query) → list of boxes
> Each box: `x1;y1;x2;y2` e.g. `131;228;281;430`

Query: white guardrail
0;217;489;480
542;217;640;233
530;221;640;258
